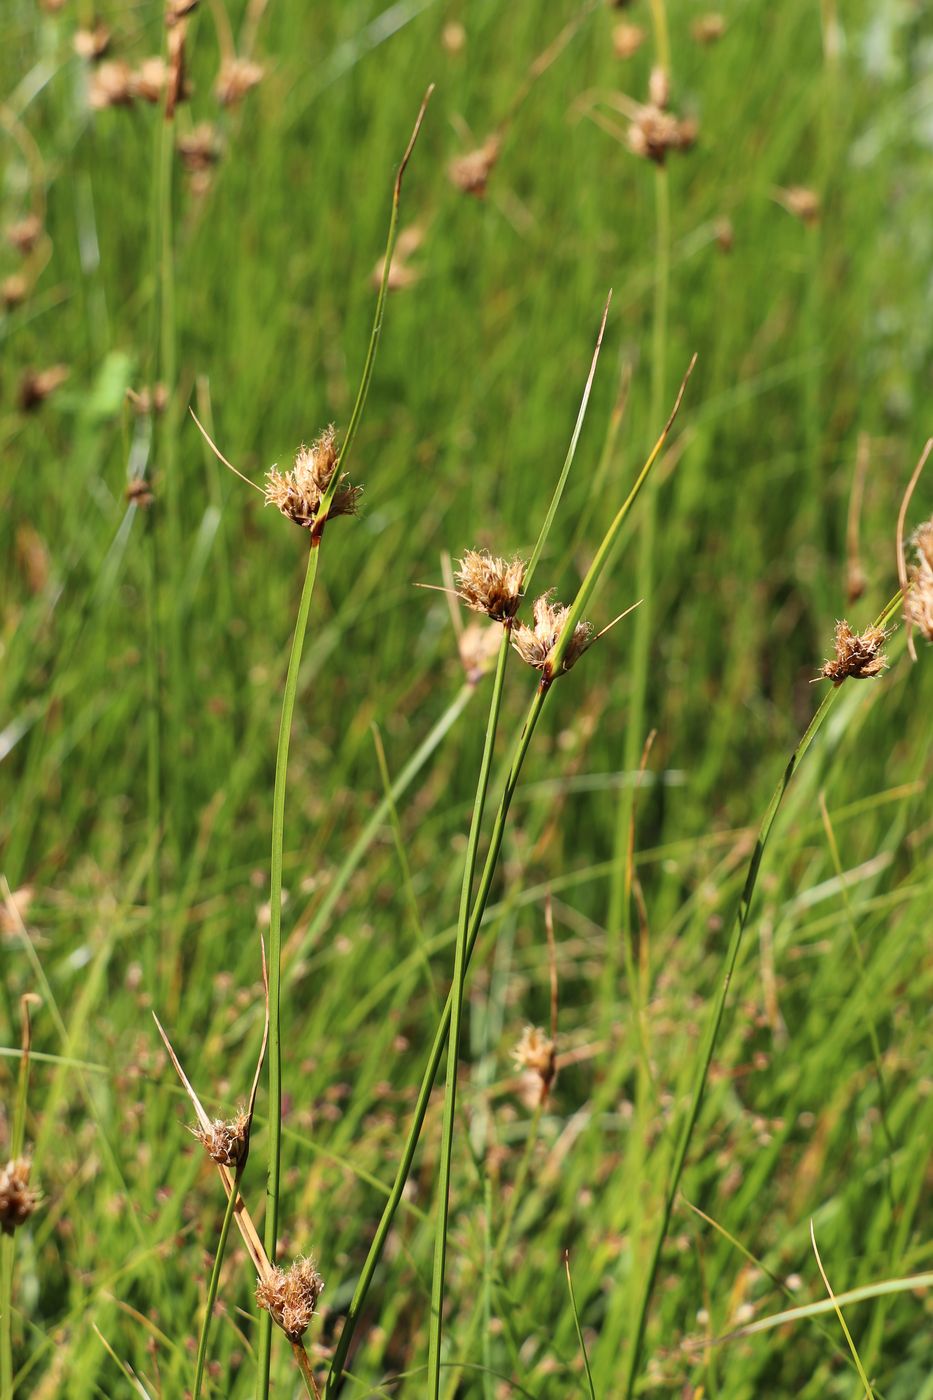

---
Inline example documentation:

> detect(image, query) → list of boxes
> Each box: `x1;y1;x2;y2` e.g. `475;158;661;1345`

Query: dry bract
511;593;594;674
215;56;264;106
448;135;501;197
649;65;670;110
0;1158;38;1234
818;620;889;685
192;1109;249;1166
455;549;525;622
166;0;199;23
255;1257;324;1340
613;22;646;59
18;365;70;411
6;214;43;256
904;521;933;643
264;427;361;530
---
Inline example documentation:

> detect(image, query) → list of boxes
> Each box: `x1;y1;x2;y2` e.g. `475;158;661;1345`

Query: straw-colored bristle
255;1256;324;1340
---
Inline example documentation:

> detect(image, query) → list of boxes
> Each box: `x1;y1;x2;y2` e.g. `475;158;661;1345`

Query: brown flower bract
256;1257;324;1340
818;620;889;685
510;594;593;675
264;427;361;530
455;549;525;622
192;1109;249;1166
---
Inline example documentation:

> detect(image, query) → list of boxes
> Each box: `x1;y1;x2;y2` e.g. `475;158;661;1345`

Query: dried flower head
191;1108;249;1165
132;58;168;104
818;620;890;685
256;1257;324;1340
74;23;111;59
613;22;646;58
215;55;264;106
692;13;727;43
89;60;135;109
513;1025;556;1104
458;622;503;685
442;20;466;53
126;383;168;416
0;1158;39;1234
448;135;501;197
6;215;43;256
714;216;734;253
372;224;424;291
2;273;28;309
511;593;594;675
264;427;361;530
177;124;221;173
628;104;697;164
126;478;155;509
455;549;525;622
780;186;821;225
904;521;933;644
18;364;70;411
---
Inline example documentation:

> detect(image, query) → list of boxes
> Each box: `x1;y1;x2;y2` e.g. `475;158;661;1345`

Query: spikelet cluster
264;427;361;530
904;521;933;644
818;620;889;685
255;1257;324;1340
192;1109;250;1166
455;549;525;622
448;136;501;197
0;1158;38;1234
511;594;594;675
512;1025;557;1104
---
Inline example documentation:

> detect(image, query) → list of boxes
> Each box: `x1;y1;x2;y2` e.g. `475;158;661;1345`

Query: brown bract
126;479;155;509
448;135;501;197
215;56;264;106
264;427;361;530
0;1158;38;1234
904;522;933;644
455;549;525;622
511;593;593;675
191;1108;249;1166
256;1257;324;1340
818;620;889;685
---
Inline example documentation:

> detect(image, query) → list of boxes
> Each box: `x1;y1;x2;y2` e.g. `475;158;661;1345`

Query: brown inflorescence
512;1025;557;1103
191;1109;250;1166
613;22;646;58
126;479;155;509
510;593;593;675
6;215;43;256
89;60;135;109
264;427;361;530
904;521;933;644
448;135;501;197
255;1257;324;1340
455;549;525;622
818;620;889;685
74;23;111;59
0;1158;39;1234
215;56;264;106
18;365;70;411
692;13;727;43
781;186;821;225
177;124;222;173
628;104;697;164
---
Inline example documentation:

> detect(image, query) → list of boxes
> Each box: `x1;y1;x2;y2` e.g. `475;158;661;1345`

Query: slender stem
257;543;320;1396
143;509;162;1000
620;592;903;1398
193;1164;243;1400
324;684;551;1398
0;1234;12;1399
427;632;510;1397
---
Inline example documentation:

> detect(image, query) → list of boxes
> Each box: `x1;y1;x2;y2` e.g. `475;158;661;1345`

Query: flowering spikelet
177;123;222;173
0;1158;39;1234
781;186;821;225
264;427;361;530
818;620;889;685
18;365;70;411
904;521;933;644
6;215;43;256
691;13;727;43
191;1108;249;1166
512;1025;556;1104
215;56;264;106
132;58;168;104
510;593;594;675
256;1257;324;1340
455;549;525;622
89;60;135;109
613;22;646;59
448;135;501;197
74;23;111;59
2;274;28;309
458;622;503;684
628;104;697;164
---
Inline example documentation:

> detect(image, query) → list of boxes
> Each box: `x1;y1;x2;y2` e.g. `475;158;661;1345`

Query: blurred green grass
1;0;932;1395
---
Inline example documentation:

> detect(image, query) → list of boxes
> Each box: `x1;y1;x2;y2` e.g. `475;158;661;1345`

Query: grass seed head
510;593;594;675
126;478;155;509
818;620;890;685
904;521;933;644
215;56;264;106
191;1108;250;1166
455;549;525;622
448;135;501;197
458;622;503;684
0;1158;39;1235
264;427;361;530
255;1256;324;1340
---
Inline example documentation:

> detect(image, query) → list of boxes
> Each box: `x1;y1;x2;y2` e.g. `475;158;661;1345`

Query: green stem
193;1164;243;1400
0;1235;12;1400
427;632;510;1397
324;683;551;1398
620;592;903;1398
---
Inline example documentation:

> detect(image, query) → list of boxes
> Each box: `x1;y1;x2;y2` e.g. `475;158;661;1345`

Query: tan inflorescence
191;1109;250;1166
513;1025;557;1104
455;549;525;622
628;103;697;164
255;1257;324;1340
215;56;264;106
448;135;501;197
818;620;889;685
18;365;70;411
264;427;361;530
904;521;933;644
511;593;593;675
0;1158;39;1234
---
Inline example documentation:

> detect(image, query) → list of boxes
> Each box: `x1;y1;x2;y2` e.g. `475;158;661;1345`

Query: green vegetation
1;2;931;1397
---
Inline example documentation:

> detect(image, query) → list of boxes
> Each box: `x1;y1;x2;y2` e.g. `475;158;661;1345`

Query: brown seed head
74;23;111;59
264;427;361;530
0;1158;39;1234
510;593;594;675
442;21;466;53
458;622;503;685
6;214;43;256
215;56;264;106
628;104;697;164
126;478;155;509
512;1025;556;1104
18;364;70;412
781;186;821;225
904;521;933;644
2;273;29;309
612;22;646;59
818;620;890;685
448;135;501;197
126;383;169;416
714;216;734;253
89;60;135;109
455;549;525;622
692;13;727;43
177;124;222;173
256;1257;324;1340
191;1108;249;1166
132;57;168;104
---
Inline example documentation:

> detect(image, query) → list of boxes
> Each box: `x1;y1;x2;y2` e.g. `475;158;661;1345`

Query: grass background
1;0;932;1395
